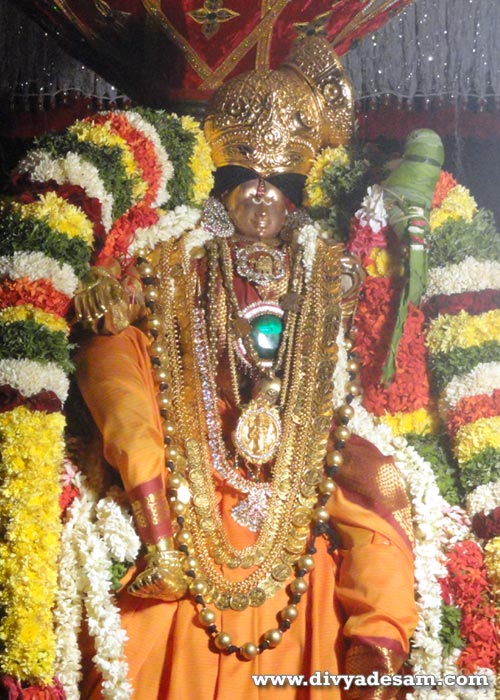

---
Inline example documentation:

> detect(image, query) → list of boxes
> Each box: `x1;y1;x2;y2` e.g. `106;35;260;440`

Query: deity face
223;179;288;241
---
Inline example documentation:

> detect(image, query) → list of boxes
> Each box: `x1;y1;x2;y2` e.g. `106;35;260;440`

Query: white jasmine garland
0;251;79;298
128;205;202;255
439;362;500;419
296;221;319;283
424;258;500;301
96;488;141;563
184;226;214;257
54;473;86;700
55;469;134;700
118;110;174;208
466;479;500;518
348;403;448;692
354;184;388;233
16;149;114;231
0;358;69;402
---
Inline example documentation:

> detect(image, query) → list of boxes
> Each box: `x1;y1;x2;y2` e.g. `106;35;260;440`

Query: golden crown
204;36;354;178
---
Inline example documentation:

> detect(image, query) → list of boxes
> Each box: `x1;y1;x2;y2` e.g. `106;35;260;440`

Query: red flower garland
354;277;430;415
424;289;500;320
96;202;160;266
0;278;71;317
447;390;500;438
472;506;500;541
442;540;499;673
0;386;62;415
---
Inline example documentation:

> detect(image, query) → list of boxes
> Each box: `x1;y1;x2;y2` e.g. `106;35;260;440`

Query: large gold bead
313;507;329;523
157;394;171;410
165;446;178;460
319;478;336;495
280;604;298;621
189;579;208;596
345;381;361;397
334;425;351;442
146;314;162;330
214;632;232;650
290;578;308;595
263;629;283;648
198;608;216;627
163;420;176;437
171;500;186;516
241;642;258;660
337;404;355;421
144;287;158;302
297;555;315;571
138;263;154;277
150;341;166;357
184;556;198;571
169;474;182;490
346;358;360;374
153;368;168;383
176;530;192;546
326;450;344;468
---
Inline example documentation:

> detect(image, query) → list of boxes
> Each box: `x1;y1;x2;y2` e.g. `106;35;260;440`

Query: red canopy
15;0;414;106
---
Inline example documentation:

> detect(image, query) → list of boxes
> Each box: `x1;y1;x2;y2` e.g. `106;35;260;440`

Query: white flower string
55;468;139;700
348;401;448;696
54;472;86;700
128;205;201;256
424;258;500;300
0;251;80;298
16;149;115;231
296;221;319;283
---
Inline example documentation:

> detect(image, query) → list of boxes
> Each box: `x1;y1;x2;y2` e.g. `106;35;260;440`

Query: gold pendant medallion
234;400;282;465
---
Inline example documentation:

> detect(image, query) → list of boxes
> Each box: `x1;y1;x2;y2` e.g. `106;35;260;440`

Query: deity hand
128;543;188;602
73;265;131;335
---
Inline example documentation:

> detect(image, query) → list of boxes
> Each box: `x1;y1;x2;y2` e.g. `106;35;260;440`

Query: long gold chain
153;237;344;600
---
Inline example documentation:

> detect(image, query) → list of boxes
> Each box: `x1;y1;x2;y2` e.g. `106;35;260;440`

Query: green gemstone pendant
249;314;283;359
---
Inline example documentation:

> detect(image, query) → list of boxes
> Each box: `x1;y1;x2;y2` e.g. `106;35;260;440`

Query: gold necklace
135;233;362;660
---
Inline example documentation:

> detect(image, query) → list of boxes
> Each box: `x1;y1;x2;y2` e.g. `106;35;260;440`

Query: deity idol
74;36;417;700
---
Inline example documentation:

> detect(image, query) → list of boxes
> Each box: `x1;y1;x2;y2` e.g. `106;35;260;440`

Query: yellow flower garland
365;247;404;278
426;309;500;354
304;146;351;208
455;415;500;463
180;115;215;206
430;184;478;232
13;192;94;247
380;407;439;436
0;304;68;334
70;121;147;202
0;406;64;682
